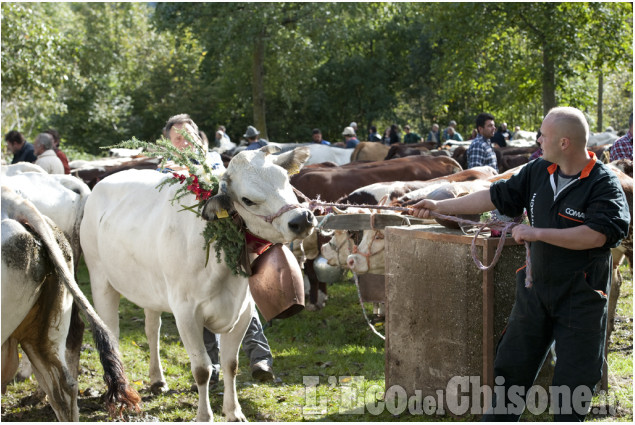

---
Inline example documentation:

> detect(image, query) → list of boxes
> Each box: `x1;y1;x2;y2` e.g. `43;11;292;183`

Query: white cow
2;172;91;266
1;186;139;421
305;144;353;166
588;130;619;147
1;162;48;176
80;146;316;421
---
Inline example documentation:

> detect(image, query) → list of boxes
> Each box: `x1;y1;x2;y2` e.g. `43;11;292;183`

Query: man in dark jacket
410;106;630;421
5;130;37;164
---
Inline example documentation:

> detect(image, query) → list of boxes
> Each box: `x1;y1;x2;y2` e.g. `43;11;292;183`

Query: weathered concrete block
384;224;552;414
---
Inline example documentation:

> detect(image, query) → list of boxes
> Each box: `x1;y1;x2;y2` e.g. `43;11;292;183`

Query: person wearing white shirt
33;133;65;174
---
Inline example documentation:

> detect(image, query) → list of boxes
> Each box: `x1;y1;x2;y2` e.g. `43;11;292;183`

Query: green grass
1;262;632;422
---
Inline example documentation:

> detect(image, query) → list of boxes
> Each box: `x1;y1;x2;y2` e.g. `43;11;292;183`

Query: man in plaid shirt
610;113;633;161
467;112;498;171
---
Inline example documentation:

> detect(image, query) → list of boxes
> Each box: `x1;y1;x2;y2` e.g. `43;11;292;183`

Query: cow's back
291;155;462;201
80;169;238;314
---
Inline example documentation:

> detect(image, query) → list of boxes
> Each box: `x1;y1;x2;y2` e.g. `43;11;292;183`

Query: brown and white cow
1;186;140;421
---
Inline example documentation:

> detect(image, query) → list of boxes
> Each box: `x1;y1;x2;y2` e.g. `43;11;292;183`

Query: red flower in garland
186;175;213;201
172;172;187;183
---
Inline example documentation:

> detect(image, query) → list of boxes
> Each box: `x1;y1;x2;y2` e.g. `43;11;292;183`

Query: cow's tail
0;186;141;417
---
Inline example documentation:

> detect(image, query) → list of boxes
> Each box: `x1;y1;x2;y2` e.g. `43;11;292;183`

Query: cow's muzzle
287;210;316;236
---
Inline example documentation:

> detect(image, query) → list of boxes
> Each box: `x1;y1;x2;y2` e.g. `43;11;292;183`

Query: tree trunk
597;71;604;132
252;30;267;140
542;45;556;115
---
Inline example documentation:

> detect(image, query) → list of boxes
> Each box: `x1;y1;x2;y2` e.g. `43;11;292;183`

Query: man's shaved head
545;106;589;148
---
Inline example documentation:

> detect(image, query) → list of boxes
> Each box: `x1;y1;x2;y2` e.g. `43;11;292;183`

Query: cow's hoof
150;381;168;395
224;409;247;422
305;303;321;311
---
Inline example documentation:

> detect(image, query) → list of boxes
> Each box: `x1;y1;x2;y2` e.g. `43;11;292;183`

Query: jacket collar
547;151;597;179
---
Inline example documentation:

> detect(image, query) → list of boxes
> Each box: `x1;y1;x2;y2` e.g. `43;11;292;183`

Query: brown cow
291;155;463;203
70;156;160;188
339;166;498;207
383;141;439;160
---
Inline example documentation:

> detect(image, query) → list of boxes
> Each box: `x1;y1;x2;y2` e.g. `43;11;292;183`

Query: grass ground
1;263;632;422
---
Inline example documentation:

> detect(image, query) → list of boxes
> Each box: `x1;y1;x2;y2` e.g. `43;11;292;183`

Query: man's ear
560;137;571;150
271;146;310;175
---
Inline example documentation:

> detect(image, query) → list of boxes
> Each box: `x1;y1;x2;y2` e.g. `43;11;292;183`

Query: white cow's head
321;229;356;267
202;145;316;243
346;229;386;274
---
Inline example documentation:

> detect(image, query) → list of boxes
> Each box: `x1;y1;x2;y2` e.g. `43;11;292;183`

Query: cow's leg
21;339;78;422
17;282;78;422
144;308;168;394
1;338;19;393
90;277;121;340
172;309;214;422
219;304;251;422
305;259;320;305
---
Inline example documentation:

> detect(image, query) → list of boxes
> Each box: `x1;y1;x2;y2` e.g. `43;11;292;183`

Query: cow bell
313;255;345;283
249;243;305;321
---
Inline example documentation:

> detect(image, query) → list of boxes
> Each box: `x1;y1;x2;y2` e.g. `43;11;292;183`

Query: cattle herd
1;132;632;421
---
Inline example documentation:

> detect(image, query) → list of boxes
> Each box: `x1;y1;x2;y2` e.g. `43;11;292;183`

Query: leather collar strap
244;229;273;255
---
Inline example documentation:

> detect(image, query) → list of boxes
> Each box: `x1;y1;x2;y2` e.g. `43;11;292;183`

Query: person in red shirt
45;129;70;174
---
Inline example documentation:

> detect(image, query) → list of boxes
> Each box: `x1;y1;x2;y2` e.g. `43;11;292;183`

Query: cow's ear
272;146;310;175
259;145;281;155
202;193;233;221
201;180;234;221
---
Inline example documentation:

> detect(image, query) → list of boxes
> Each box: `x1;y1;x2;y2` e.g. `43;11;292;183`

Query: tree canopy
1;2;632;156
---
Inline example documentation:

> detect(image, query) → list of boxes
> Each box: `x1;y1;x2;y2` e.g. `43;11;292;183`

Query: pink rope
303;197;533;288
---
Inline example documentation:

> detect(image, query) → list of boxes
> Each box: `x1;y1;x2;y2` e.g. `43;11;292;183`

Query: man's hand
511;224;539;244
409;199;439;219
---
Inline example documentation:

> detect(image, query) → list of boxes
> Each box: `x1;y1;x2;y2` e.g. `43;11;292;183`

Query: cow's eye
241;197;255;207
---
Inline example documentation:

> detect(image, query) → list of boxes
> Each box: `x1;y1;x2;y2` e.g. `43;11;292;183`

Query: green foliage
1;3;74;136
1;2;632;157
112;134;247;276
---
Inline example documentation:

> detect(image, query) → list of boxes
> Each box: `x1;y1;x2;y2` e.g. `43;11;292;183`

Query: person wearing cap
610;112;633;161
349;122;358;132
243;125;269;150
342;126;360;148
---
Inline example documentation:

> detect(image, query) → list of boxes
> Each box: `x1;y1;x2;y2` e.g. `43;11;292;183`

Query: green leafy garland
108;134;248;276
